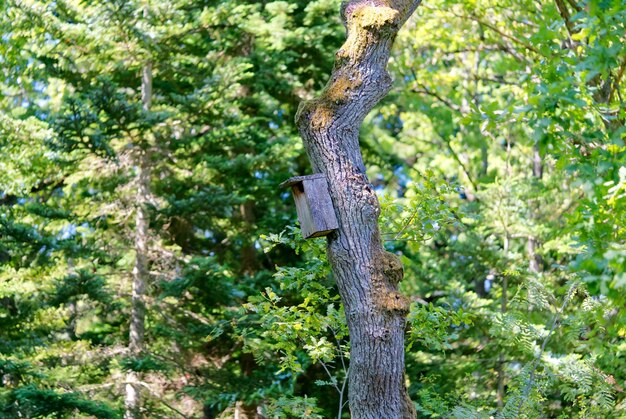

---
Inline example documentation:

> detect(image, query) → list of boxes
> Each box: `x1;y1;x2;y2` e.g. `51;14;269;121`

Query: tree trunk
528;143;543;273
66;259;77;340
532;143;543;180
496;233;510;410
240;200;259;274
125;62;152;419
295;1;422;417
527;236;541;273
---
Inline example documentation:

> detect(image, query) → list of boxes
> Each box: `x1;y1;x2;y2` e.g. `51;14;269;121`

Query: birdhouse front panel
280;174;339;239
302;176;338;238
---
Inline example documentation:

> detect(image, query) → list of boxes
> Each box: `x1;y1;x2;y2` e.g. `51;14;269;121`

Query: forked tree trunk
125;62;152;419
295;1;422;417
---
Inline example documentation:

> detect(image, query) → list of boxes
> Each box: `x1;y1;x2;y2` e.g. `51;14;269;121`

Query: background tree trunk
125;62;152;419
528;143;543;273
496;233;509;410
295;1;422;417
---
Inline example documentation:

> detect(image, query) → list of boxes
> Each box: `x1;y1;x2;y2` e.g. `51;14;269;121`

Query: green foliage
2;386;120;418
120;356;168;374
50;270;111;306
263;395;325;418
237;227;349;415
380;171;462;243
407;303;473;352
1;0;625;417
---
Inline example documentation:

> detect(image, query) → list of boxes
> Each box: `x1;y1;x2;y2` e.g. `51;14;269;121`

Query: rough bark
125;62;152;419
295;1;421;417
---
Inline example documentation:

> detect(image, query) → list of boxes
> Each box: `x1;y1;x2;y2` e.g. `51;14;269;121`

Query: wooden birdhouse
280;174;339;239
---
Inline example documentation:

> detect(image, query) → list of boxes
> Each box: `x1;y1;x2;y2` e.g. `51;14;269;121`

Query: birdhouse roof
279;173;326;188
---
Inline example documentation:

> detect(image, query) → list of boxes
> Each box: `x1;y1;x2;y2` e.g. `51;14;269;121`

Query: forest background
0;0;625;417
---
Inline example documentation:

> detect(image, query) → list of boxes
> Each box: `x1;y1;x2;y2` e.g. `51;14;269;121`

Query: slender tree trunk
66;259;77;340
527;237;541;273
125;62;152;419
497;233;509;410
67;300;77;340
295;2;422;417
528;143;543;273
532;143;543;180
240;200;259;274
481;143;489;178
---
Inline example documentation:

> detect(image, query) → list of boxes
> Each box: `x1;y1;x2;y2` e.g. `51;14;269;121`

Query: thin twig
446;140;480;192
565;0;582;12
411;75;464;113
608;56;626;104
320;361;342;394
331;328;349;419
136;381;189;418
394;210;419;240
554;0;575;38
428;5;541;55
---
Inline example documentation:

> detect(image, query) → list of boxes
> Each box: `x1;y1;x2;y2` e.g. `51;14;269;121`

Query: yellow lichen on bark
380;251;404;285
325;71;363;102
370;251;410;313
296;2;405;131
297;70;363;130
337;30;367;62
309;105;334;129
352;5;398;29
377;290;410;313
337;5;399;64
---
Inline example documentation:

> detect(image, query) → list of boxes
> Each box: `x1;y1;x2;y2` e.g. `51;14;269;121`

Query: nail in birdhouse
280;174;339;239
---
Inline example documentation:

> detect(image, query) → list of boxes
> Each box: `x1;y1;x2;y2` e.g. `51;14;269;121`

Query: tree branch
608;56;626;104
554;0;575;38
411;82;464;113
434;6;541;55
